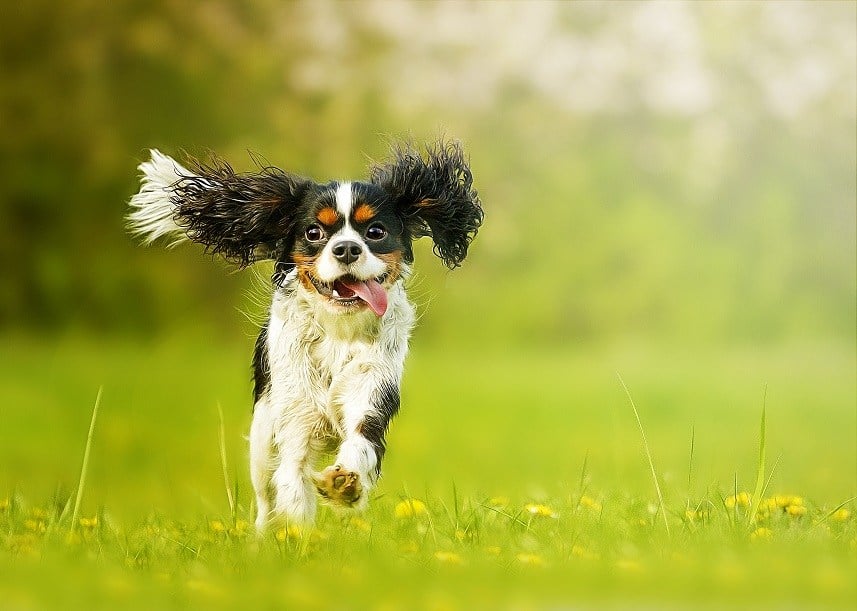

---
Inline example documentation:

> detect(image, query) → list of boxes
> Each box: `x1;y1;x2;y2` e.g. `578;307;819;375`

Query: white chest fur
250;278;415;526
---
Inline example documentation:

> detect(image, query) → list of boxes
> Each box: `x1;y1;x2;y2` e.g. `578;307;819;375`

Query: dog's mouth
309;274;389;317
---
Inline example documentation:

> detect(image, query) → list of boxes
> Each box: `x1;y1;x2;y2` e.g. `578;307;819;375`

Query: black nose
331;240;363;264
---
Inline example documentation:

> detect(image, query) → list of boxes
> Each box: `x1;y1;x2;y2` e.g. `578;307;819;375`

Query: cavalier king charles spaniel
128;141;482;528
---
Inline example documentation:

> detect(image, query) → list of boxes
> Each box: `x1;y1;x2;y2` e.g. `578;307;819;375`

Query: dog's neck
271;280;410;344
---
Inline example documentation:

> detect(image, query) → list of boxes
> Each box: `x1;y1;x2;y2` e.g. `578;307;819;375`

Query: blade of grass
576;450;590;504
687;425;695;490
812;495;857;529
69;386;102;531
217;402;235;517
617;373;671;537
747;386;767;528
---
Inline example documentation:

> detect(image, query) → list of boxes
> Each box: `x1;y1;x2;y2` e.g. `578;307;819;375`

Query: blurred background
0;1;854;518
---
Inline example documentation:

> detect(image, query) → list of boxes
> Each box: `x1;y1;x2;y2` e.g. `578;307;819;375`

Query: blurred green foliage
1;0;854;347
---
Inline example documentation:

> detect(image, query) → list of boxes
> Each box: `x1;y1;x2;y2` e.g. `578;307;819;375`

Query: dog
127;141;482;527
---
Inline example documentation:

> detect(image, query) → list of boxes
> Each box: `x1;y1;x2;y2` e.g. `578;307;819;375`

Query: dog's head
128;142;482;316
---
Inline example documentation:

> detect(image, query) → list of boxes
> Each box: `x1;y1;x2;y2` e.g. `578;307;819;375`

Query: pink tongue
340;278;388;317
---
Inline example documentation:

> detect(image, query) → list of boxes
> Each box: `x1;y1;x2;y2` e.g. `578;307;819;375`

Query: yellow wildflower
394;499;427;518
725;492;752;509
79;516;98;529
484;546;501;556
454;528;476;542
275;524;303;542
516;553;545;567
0;498;9;512
579;496;602;511
685;509;707;522
31;507;49;520
230;520;250;536
434;551;464;565
776;495;803;508
24;519;45;533
209;520;226;533
750;527;773;541
488;496;509;508
525;503;558;518
786;504;807;517
831;508;851;522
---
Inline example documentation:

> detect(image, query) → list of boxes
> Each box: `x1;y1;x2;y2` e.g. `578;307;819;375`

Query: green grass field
1;335;855;608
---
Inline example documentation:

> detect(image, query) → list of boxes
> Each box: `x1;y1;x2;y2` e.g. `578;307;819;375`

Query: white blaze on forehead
335;182;353;218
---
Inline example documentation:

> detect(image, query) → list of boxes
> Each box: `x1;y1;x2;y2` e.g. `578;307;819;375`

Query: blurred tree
0;0;853;347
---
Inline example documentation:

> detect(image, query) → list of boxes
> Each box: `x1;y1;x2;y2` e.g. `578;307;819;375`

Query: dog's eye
365;224;387;241
305;225;325;242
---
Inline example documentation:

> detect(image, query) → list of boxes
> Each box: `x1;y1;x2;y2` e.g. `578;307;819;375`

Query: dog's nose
331;240;363;264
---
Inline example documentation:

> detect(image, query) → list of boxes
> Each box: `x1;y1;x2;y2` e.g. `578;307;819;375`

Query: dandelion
516;553;545;567
394;499;427;518
24;519;45;534
275;524;303;542
831;508;851;522
487;496;509;508
750;527;773;541
209;520;226;533
230;520;250;536
434;551;464;565
454;528;475;542
79;516;98;529
0;498;9;512
579;496;602;511
524;503;558;518
725;492;752;509
775;495;803;508
786;504;807;518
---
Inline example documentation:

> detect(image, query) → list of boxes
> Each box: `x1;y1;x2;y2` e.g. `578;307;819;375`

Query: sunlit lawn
1;335;854;608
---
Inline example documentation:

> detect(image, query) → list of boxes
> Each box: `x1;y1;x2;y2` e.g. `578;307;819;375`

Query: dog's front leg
315;381;400;510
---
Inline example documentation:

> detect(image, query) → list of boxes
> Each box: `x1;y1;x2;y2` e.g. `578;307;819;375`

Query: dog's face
130;141;483;317
291;182;408;316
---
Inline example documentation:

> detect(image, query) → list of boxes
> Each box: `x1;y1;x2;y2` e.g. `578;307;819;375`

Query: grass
0;335;855;608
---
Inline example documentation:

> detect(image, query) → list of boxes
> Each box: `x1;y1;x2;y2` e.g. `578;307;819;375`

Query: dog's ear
370;141;483;268
128;150;312;266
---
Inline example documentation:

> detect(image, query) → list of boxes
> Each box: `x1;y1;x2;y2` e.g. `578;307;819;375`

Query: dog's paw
314;465;362;507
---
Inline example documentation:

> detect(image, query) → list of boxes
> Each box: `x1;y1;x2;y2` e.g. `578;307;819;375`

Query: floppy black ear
370;141;483;268
128;150;312;266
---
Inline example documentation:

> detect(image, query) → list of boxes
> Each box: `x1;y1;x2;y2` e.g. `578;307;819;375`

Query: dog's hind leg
269;415;319;525
249;399;275;530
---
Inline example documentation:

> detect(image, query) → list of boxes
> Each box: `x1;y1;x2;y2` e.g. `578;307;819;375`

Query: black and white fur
127;142;482;528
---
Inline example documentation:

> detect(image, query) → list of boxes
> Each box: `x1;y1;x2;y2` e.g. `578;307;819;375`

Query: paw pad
314;465;362;506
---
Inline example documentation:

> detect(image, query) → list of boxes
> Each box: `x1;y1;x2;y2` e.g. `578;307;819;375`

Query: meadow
2;2;855;608
1;334;854;608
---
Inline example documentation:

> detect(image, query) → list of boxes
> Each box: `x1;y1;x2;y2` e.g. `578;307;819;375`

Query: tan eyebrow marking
316;207;340;226
353;203;376;224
